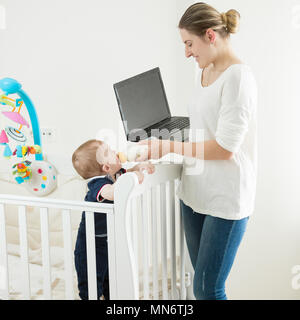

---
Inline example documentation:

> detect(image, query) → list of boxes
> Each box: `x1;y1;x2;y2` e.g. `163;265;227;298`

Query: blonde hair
178;2;240;38
72;139;105;179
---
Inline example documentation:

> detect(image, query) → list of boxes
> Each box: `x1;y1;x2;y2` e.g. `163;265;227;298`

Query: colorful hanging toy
0;78;57;196
12;160;32;184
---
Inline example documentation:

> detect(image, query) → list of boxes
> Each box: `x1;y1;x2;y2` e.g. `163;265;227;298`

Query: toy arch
0;77;43;161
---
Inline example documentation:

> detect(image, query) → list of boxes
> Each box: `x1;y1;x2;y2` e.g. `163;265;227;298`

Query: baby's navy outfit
74;168;126;300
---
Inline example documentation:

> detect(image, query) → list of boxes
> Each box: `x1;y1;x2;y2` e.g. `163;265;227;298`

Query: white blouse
177;64;258;220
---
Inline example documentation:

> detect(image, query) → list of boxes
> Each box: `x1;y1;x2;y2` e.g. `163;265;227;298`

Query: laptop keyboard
128;117;190;142
150;117;190;131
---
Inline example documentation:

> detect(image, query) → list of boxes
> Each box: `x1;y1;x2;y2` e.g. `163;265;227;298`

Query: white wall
176;0;300;300
0;0;181;174
0;0;300;299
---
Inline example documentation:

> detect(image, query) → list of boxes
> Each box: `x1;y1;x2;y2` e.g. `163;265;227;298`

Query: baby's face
96;143;122;174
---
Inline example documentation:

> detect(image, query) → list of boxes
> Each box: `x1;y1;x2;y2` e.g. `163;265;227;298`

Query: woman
136;2;257;300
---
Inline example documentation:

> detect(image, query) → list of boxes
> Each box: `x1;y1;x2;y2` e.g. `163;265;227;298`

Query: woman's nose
185;48;193;58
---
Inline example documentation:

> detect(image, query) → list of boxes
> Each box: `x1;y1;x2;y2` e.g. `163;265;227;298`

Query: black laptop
113;67;189;142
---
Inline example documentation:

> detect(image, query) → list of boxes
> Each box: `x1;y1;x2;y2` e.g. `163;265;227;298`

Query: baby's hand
133;162;155;174
134;171;144;184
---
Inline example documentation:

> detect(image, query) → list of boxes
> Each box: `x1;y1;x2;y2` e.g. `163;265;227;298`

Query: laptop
113;67;190;142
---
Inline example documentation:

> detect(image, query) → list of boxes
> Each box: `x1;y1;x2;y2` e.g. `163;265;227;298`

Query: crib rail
0;163;187;300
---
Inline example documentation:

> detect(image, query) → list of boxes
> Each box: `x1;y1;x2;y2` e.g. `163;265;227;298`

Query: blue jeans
180;200;249;300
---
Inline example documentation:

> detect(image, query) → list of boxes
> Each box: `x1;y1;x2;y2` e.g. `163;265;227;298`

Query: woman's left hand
135;138;171;161
132;161;155;174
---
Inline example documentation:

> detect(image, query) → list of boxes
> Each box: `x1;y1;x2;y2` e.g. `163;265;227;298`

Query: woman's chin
197;61;204;68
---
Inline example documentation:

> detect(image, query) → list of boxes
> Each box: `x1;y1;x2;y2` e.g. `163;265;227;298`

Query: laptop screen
113;67;170;136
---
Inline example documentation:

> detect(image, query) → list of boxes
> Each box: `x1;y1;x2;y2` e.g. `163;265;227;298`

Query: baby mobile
0;78;57;196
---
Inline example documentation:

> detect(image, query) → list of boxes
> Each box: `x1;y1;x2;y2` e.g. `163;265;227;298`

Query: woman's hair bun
221;9;240;34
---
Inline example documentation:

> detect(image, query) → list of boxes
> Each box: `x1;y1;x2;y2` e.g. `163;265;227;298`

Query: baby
72;139;154;300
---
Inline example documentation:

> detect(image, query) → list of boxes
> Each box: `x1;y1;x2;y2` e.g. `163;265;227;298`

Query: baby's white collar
85;175;106;183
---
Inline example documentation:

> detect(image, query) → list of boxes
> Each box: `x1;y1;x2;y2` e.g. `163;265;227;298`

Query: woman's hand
134;171;144;184
132;161;155;174
135;139;172;161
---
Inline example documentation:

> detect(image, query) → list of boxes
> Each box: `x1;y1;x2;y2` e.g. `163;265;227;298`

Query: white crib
0;163;191;300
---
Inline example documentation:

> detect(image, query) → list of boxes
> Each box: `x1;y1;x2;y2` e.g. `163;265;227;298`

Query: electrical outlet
41;128;55;142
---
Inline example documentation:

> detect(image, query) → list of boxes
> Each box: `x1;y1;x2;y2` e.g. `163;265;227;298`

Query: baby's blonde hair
72;139;105;179
178;2;240;38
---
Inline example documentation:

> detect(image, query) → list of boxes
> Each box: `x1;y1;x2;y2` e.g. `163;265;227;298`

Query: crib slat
151;187;158;300
131;199;139;277
131;197;141;300
106;212;117;300
179;211;186;300
0;204;9;299
176;179;186;300
169;181;178;299
62;209;74;300
160;183;168;300
140;193;149;300
85;211;97;300
40;208;52;300
18;205;31;299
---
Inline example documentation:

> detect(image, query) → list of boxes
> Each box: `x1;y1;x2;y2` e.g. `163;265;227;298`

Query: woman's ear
206;28;216;44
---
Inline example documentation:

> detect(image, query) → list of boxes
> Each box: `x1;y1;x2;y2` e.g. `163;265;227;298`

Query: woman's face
179;28;215;69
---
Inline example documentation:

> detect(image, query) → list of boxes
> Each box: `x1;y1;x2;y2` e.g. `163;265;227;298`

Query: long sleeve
215;67;257;153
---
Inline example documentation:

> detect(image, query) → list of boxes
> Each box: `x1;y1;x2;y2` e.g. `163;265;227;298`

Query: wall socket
41;128;55;142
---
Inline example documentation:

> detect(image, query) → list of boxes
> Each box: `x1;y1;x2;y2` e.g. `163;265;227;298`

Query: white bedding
1;244;80;300
1;243;182;300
